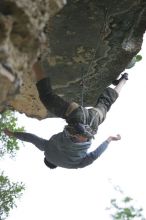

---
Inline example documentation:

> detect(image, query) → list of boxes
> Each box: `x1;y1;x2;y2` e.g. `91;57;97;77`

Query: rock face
0;0;146;119
0;0;65;118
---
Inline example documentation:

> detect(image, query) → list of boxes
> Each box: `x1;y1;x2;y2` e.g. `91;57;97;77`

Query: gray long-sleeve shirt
14;130;110;169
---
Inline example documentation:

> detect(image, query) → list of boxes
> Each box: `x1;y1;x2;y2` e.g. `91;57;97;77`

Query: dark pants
36;78;118;132
36;78;70;118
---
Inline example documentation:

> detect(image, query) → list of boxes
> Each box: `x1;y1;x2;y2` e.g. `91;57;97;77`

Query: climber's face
72;134;88;143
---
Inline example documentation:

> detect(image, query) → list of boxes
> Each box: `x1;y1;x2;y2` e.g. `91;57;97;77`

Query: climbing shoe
112;73;128;86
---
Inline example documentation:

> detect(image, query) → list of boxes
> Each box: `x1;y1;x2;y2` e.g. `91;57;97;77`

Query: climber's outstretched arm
78;134;121;168
3;129;47;151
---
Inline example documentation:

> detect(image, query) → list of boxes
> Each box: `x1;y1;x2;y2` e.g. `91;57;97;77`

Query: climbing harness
81;106;97;137
66;105;98;139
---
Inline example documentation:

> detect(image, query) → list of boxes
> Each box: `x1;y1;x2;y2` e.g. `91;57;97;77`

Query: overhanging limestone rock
45;0;146;106
0;0;65;118
0;0;146;119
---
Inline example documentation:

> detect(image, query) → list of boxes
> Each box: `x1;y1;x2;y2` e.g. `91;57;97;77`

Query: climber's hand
107;134;121;143
3;128;14;137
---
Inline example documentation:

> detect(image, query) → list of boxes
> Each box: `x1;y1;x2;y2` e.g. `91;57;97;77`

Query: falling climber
4;60;128;169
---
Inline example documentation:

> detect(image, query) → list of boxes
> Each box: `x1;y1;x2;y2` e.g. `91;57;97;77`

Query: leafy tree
0;172;25;220
109;197;145;220
0;110;25;220
0;110;24;158
107;186;146;220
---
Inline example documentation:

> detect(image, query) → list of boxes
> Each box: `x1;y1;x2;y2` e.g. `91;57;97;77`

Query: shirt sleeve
78;140;110;168
13;132;39;142
13;132;48;151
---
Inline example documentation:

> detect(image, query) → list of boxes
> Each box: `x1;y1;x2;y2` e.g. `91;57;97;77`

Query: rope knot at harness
67;107;98;139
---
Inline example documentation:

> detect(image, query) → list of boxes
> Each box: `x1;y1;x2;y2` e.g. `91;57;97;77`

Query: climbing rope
80;40;100;107
40;22;101;137
39;21;100;108
80;7;110;106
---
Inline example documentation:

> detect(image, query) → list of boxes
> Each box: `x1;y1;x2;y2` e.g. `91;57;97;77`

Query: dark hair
44;157;57;169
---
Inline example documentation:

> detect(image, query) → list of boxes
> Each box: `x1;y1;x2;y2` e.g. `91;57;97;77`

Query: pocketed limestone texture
0;0;65;118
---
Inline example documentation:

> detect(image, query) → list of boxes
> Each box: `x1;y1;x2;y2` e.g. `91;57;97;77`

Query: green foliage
0;110;25;220
136;54;142;62
0;110;24;158
0;171;25;220
108;186;146;220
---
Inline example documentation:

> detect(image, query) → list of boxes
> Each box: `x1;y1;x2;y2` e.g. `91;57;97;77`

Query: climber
4;61;128;169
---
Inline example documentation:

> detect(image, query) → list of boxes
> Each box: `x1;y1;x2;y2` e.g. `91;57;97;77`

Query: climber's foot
112;73;128;86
